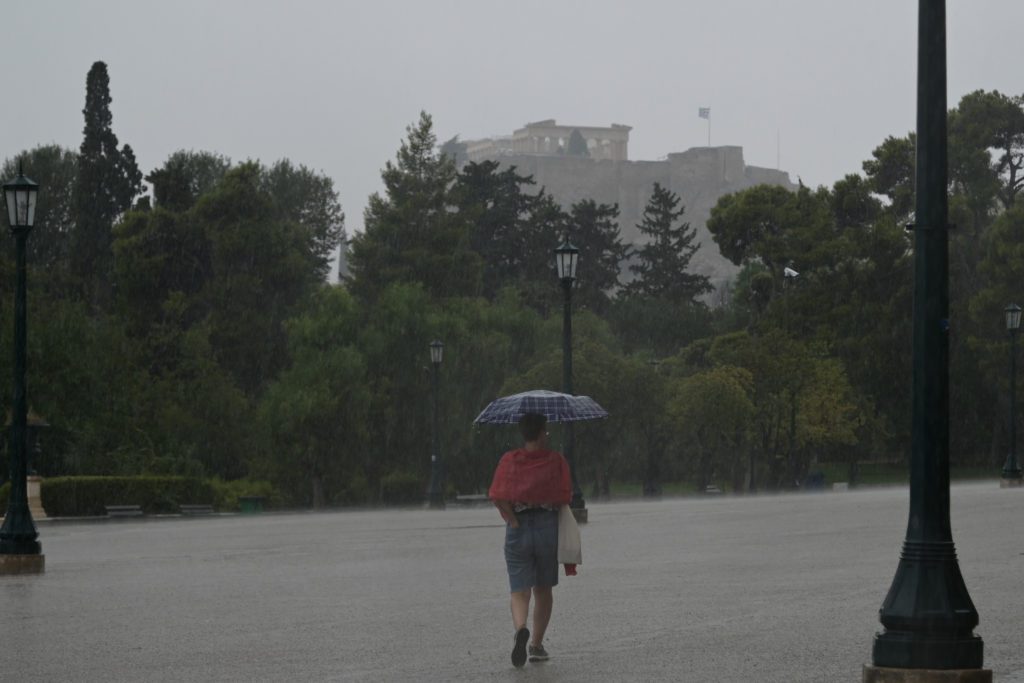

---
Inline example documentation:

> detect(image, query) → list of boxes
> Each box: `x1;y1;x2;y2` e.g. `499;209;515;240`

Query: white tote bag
557;505;582;565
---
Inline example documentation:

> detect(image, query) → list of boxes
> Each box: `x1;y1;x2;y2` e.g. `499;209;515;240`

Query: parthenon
466;120;632;162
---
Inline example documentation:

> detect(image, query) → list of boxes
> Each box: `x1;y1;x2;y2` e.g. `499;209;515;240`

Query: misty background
4;0;1021;273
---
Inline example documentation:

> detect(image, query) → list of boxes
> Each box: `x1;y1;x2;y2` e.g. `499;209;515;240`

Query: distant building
465;119;631;162
462;120;794;293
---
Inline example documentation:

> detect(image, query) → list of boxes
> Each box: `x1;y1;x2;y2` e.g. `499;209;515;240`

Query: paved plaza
1;482;1023;682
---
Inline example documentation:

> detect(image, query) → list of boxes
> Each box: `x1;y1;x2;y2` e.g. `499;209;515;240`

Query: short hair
518;413;547;442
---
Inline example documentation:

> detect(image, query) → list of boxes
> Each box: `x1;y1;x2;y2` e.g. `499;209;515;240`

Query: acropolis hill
462;119;795;292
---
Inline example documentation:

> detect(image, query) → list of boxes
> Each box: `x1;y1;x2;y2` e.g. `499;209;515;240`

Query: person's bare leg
510;589;531;630
531;586;553;645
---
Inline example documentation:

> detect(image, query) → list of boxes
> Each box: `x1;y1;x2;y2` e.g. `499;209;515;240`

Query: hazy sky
3;1;1022;248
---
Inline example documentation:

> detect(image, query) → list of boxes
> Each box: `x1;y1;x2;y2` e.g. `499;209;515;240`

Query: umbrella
473;389;609;424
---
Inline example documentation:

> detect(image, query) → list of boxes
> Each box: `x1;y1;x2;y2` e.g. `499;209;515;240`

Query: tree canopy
3;80;1022;507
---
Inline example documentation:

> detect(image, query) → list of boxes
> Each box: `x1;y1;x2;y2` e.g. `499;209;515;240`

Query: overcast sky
4;1;1022;250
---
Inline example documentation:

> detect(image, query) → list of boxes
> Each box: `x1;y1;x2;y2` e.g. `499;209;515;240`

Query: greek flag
699;107;711;119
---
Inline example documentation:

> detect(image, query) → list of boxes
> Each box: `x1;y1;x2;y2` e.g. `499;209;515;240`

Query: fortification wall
487;146;794;291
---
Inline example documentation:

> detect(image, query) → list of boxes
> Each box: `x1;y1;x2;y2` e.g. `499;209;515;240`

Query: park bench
179;504;215;516
105;504;143;518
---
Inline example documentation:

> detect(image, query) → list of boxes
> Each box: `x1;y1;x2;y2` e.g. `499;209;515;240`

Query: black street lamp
426;340;445;509
0;165;44;574
555;235;586;522
1001;304;1022;486
867;1;987;676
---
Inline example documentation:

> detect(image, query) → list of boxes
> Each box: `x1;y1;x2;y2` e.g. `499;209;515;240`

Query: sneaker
511;627;530;668
528;643;550;662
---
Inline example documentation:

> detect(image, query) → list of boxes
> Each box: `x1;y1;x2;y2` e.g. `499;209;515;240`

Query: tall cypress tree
72;61;143;306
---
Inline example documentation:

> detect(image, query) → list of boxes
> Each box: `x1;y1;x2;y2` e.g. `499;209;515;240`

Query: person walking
488;412;572;667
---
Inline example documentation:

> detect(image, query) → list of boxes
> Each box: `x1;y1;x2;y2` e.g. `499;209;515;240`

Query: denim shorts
504;508;559;592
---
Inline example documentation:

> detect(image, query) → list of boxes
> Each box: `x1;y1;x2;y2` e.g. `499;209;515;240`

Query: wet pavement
1;482;1023;682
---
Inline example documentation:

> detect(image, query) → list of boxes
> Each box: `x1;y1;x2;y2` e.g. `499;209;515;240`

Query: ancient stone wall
484;146;794;290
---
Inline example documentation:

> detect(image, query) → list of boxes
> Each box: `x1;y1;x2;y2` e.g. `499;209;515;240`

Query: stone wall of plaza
476;145;794;291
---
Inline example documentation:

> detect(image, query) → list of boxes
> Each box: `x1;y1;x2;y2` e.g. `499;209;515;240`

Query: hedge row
40;476;215;516
378;471;424;505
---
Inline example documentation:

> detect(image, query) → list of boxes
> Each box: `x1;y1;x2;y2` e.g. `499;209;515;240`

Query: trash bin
238;496;265;513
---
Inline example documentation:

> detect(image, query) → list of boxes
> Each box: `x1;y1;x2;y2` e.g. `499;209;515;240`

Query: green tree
346;112;482;301
113;208;209;336
114;163;323;395
136;317;255;480
950;90;1024;210
187;163;321;394
71;61;143;306
429;291;544;494
1;145;78;274
667;365;754;492
707;183;835;317
514;191;571;314
566;199;628;314
612;183;713;357
260;158;346;281
261;286;368;507
967;206;1024;462
146;150;231;213
607;295;713;358
625;182;711;301
706;330;860;490
711;174;911;462
863;134;915;220
354;282;437;492
454;160;545;299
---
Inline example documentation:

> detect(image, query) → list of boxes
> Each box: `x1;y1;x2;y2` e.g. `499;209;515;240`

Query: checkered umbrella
473;389;609;424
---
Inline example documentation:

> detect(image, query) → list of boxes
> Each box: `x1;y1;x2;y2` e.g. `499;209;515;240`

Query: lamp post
555;235;586;522
426;340;445;509
867;1;987;675
0;164;44;574
1001;304;1022;486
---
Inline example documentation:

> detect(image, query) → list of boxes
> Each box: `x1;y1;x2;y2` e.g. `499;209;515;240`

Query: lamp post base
863;665;991;683
0;553;44;575
999;477;1022;488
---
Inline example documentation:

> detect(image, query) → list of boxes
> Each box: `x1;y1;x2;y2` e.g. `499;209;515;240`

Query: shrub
378;471;424;505
334;472;372;506
40;476;215;516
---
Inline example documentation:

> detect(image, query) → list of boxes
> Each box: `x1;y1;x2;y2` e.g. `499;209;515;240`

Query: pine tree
72;61;143;306
627;183;711;302
346;112;481;301
567;199;628;313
